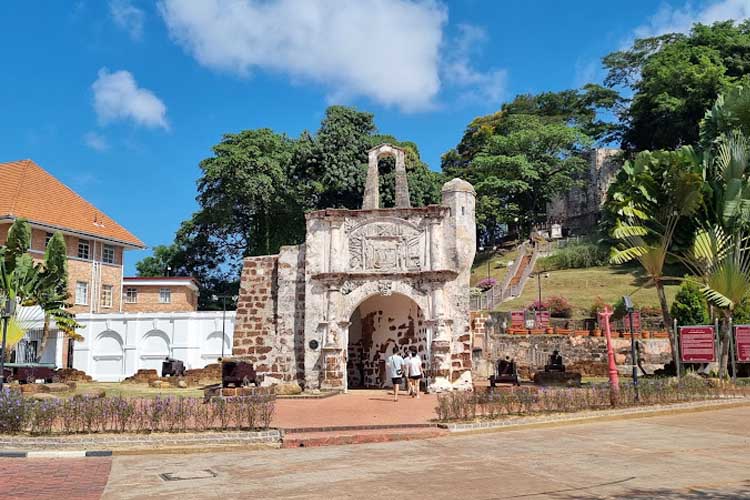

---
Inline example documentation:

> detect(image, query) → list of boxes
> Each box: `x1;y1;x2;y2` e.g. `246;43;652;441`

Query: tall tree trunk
655;280;676;362
36;315;50;363
719;311;731;378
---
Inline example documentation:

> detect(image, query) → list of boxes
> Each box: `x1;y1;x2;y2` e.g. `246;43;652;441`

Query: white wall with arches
72;311;236;382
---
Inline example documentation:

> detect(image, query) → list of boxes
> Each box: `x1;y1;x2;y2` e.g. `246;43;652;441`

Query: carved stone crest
339;280;362;295
348;219;424;272
377;280;393;296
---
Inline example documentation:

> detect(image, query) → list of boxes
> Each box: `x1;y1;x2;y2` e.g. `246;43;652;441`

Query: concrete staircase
471;241;541;311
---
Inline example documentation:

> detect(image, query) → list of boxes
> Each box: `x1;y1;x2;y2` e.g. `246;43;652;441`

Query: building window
75;282;88;305
45;232;54;247
125;287;138;304
77;239;90;260
102;244;115;264
159;288;171;304
101;285;113;308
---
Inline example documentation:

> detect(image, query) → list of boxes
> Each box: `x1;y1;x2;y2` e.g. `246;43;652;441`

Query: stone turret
441;178;476;273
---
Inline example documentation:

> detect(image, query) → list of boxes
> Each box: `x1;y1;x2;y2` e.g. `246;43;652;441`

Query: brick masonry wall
483;334;672;377
233;255;298;383
122;285;197;313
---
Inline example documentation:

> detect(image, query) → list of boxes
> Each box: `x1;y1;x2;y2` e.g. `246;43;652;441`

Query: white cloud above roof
92;68;169;130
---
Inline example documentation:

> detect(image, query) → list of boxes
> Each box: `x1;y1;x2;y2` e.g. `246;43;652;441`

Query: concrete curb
0;450;112;458
438;398;750;435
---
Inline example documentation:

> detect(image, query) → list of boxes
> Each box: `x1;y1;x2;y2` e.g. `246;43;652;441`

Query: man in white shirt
386;347;405;402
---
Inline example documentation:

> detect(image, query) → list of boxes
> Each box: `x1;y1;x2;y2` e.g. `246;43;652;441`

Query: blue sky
2;0;748;274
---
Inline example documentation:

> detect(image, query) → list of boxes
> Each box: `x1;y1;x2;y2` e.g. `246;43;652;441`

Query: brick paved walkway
0;457;111;500
273;389;437;429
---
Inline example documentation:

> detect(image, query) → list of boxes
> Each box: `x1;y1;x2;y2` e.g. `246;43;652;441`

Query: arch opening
346;292;426;389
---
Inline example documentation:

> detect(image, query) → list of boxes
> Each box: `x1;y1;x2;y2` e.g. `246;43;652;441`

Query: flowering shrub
0;388;32;434
0;393;276;435
546;296;572;318
587;296;610;318
526;300;546;311
476;278;497;291
435;378;748;422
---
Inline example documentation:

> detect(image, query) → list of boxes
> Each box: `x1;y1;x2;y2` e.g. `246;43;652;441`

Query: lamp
623;295;639;402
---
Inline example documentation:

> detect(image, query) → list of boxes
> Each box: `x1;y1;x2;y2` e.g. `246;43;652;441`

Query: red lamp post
598;307;619;405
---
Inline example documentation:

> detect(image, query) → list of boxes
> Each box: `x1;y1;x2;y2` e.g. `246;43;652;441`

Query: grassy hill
471;247;680;316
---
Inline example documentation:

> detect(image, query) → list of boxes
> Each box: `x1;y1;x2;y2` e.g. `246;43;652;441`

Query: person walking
386;347;405;402
406;348;423;399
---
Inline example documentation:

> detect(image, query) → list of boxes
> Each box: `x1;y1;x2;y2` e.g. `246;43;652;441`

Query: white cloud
109;0;145;41
633;0;750;39
158;0;447;111
572;58;601;88
443;24;507;105
92;68;169;129
83;131;109;151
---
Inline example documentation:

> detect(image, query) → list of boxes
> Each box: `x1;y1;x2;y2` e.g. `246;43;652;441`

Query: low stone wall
481;334;672;378
0;430;281;451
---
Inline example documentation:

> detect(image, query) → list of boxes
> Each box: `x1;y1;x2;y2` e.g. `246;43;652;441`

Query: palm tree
680;130;750;377
609;148;704;362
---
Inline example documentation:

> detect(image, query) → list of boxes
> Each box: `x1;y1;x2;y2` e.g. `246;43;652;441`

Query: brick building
0;159;145;313
122;277;199;313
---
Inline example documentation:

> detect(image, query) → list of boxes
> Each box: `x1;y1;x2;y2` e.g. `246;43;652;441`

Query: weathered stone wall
482;334;672;378
276;245;306;384
547;148;621;233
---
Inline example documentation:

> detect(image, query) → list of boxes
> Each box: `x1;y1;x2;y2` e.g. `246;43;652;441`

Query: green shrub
670;279;709;326
538;242;609;271
733;298;750;323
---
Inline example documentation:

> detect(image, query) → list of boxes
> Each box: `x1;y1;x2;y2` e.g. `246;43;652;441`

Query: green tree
670;279;710;326
0;220;78;360
35;232;71;361
445;113;589;244
135;244;182;277
442;87;619;245
294;107;441;210
603;20;750;151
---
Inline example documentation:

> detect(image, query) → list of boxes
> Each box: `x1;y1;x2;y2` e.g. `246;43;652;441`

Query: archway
93;330;124;381
139;330;170;372
346;292;426;389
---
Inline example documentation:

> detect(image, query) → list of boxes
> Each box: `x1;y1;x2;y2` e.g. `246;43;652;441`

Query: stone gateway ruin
232;144;476;392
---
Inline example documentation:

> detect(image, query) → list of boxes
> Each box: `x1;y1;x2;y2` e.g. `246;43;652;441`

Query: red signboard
535;311;550;328
510;311;525;328
680;326;716;362
735;325;750;363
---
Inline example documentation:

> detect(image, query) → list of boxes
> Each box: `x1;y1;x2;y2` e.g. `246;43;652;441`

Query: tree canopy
603;20;750;151
441;89;614;245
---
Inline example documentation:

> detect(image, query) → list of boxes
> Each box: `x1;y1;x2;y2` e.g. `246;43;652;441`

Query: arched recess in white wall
93;330;124;381
140;330;171;372
203;331;231;361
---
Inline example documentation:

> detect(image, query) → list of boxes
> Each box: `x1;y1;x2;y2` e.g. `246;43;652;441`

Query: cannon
161;357;186;377
221;360;260;388
2;363;57;384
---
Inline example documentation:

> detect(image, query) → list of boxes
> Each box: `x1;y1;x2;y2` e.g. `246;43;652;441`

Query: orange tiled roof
0;159;144;248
